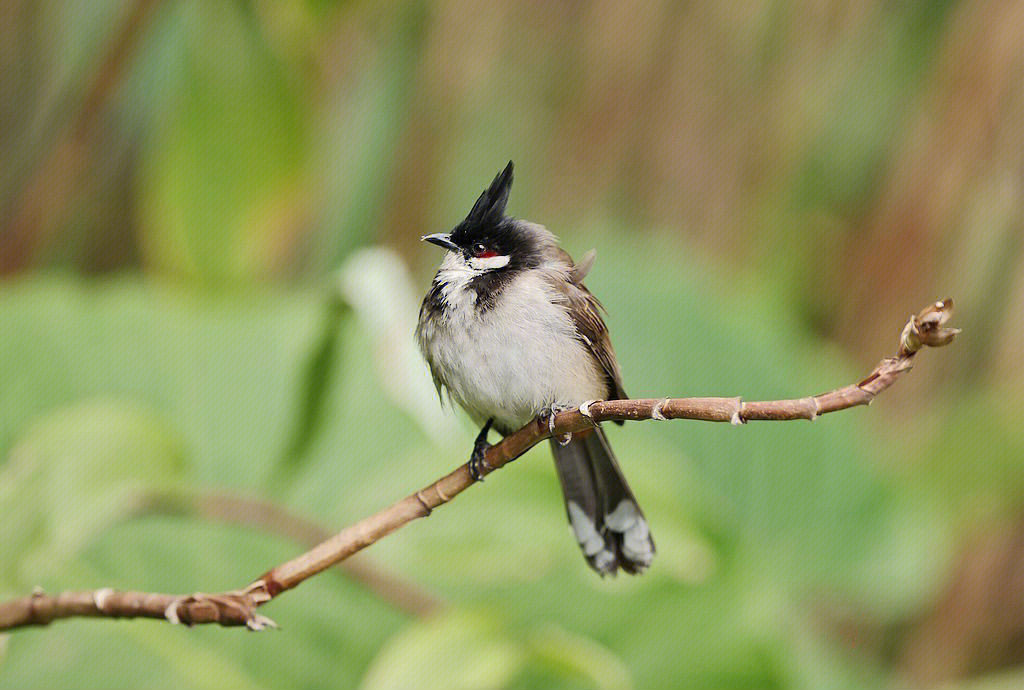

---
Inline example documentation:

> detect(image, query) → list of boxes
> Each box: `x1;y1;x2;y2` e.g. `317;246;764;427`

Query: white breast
418;259;607;433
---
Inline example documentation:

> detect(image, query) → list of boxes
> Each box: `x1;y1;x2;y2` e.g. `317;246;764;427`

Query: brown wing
548;250;628;402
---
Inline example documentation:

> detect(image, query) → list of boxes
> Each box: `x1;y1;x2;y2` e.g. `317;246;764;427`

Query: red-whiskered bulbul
416;162;654;575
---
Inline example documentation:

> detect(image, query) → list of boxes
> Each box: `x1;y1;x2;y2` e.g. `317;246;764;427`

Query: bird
415;161;655;575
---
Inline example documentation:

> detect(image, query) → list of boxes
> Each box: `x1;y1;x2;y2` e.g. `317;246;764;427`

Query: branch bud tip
899;298;960;356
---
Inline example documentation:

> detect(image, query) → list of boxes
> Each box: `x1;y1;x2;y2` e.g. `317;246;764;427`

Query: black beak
421;233;460;252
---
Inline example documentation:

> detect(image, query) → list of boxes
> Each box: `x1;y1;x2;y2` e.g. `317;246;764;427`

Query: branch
0;299;960;632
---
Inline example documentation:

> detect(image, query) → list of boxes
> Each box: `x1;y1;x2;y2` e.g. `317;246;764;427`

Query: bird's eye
472;243;498;258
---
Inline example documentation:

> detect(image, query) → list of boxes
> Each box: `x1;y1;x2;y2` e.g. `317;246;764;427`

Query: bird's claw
540;403;572;435
468;419;494;482
468;438;492;481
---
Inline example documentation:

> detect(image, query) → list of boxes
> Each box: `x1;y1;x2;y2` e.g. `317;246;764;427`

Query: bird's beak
421;233;460;252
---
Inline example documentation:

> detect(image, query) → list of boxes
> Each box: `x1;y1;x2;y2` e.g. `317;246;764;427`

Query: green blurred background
1;1;1022;688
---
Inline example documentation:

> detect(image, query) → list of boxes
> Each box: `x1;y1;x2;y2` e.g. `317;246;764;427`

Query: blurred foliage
1;1;1023;689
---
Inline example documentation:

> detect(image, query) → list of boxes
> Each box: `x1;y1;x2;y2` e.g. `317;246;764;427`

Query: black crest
466;161;514;228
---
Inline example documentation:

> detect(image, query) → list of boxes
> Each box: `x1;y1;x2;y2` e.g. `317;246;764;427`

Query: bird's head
422;161;552;273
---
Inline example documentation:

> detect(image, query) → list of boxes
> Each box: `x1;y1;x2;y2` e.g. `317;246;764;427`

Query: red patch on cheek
476;250;498;258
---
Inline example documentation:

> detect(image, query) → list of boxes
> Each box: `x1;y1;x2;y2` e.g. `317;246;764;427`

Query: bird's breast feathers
417;263;607;433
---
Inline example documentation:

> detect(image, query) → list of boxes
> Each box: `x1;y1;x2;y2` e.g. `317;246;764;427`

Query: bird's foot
540;403;574;445
468;440;492;481
468;418;494;482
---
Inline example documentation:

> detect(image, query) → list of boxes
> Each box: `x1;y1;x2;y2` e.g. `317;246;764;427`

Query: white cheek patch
467;254;511;271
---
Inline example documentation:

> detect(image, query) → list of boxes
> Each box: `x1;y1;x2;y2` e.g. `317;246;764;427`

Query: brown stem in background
0;0;161;273
0;299;959;632
133;491;443;618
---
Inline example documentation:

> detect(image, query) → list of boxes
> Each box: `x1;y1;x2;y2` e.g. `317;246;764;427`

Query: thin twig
0;299;960;632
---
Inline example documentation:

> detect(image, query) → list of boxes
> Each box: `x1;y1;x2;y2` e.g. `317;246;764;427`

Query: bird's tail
549;426;655;575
